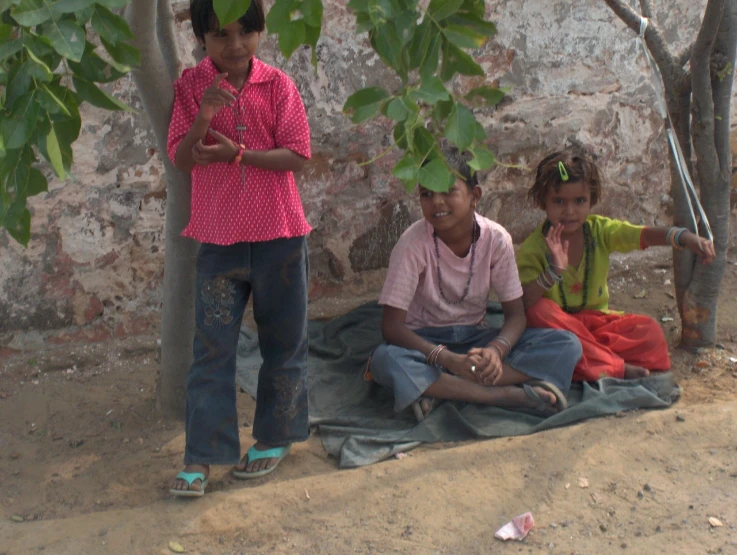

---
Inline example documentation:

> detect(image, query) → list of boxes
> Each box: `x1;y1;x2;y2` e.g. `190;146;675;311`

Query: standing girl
517;149;715;382
167;0;312;496
370;149;581;421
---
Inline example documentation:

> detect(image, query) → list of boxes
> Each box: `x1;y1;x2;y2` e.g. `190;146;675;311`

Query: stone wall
1;0;734;348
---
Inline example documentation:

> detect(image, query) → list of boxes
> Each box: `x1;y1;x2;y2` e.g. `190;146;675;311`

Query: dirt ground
1;248;737;554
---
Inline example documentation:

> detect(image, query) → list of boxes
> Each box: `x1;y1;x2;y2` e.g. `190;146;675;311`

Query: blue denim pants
184;237;310;465
370;326;581;412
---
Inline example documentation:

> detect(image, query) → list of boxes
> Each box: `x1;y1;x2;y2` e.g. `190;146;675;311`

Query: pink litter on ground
494;512;534;541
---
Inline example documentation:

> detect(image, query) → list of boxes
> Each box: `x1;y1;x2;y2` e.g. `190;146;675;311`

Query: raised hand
199;73;236;122
191;129;239;166
545;223;569;271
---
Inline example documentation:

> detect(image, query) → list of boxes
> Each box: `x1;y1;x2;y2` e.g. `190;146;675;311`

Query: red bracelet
232;144;245;166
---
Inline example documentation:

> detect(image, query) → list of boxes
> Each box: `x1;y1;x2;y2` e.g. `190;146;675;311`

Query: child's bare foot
171;464;209;493
624;364;650;379
412;397;437;421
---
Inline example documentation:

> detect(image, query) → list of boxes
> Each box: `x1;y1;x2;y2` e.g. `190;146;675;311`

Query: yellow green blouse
517;215;644;312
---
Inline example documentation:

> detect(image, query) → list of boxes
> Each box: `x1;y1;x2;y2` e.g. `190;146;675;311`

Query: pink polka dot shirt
167;57;312;245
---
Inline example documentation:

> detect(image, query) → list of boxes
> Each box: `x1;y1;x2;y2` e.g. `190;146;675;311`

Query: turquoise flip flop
170;471;208;497
232;445;291;480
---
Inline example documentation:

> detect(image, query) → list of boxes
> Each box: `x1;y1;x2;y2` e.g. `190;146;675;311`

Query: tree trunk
679;0;735;348
128;0;197;419
604;0;734;349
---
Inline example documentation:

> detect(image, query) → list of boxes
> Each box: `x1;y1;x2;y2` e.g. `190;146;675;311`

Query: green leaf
343;86;389;123
465;85;507;106
51;0;95;16
427;0;463;21
100;36;140;67
433;98;454;123
74;4;94;24
44;125;64;179
4;62;33;110
72;76;133;111
0;38;22;61
440;40;484;81
412;126;436;158
468;144;495;171
369;23;403;74
10;0;50;26
418;158;453;192
384;97;409;122
4;207;31;246
410;76;449;104
407;18;431;69
94;0;130;8
301;0;323;28
214;0;252;27
91;5;134;44
278;19;306;59
38;83;71;116
303;23;320;66
445;103;475;150
266;0;296;33
392;151;420;181
355;12;374;33
1;90;39;149
42;19;85;62
68;43;127;83
459;0;485;17
393;9;416;46
23;45;52;77
393;122;408;149
442;24;488;49
0;0;21;13
447;13;496;37
347;0;369;13
418;32;440;80
0;135;5;158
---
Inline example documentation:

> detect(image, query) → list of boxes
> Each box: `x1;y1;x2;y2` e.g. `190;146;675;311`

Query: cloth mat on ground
235;301;680;468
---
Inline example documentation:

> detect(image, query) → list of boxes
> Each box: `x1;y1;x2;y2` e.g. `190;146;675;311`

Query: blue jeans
184;237;310;465
370;326;581;412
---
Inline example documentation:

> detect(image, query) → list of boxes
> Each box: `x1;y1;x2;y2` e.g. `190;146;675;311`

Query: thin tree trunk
681;0;736;347
128;0;197;419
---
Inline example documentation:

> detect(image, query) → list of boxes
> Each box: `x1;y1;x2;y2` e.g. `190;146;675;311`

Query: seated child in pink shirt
370;148;582;421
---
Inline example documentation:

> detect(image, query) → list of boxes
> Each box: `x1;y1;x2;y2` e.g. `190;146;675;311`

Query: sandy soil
1;248;736;554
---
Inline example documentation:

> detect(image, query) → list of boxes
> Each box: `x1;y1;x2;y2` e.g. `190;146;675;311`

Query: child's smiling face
419;178;481;237
544;180;592;236
199;20;261;81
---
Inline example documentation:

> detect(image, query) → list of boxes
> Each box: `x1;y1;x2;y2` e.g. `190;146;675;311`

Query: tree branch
127;0;175;153
602;0;677;72
157;0;181;83
690;0;726;175
639;0;654;18
676;42;694;67
711;0;737;175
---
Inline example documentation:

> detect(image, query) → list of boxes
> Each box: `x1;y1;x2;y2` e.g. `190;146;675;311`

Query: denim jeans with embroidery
184;237;309;465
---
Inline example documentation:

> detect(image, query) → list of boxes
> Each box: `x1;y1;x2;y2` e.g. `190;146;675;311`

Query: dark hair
528;149;601;208
190;0;265;41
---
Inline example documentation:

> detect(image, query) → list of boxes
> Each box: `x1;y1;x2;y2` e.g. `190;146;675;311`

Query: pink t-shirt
167;57;312;245
379;216;523;329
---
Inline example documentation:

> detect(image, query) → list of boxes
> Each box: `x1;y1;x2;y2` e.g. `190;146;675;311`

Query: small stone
621;543;628;549
98;529;107;537
709;517;724;528
676;415;686;422
68;439;84;448
637;490;644;499
10;515;23;523
549;523;557;529
561;521;569;528
689;505;694;509
600;524;608;532
655;525;662;532
643;483;652;492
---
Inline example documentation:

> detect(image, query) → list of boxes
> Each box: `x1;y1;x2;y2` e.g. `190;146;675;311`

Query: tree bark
680;0;736;348
128;0;197;418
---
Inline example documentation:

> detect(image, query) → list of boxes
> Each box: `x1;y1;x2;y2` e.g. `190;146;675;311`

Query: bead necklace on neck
433;216;479;306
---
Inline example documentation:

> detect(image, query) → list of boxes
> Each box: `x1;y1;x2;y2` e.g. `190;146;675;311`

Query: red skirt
526;298;671;381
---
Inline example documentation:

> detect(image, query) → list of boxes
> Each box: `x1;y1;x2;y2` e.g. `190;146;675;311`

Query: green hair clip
558;161;569;182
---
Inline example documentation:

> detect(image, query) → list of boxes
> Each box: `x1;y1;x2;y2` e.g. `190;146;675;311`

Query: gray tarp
236;302;679;468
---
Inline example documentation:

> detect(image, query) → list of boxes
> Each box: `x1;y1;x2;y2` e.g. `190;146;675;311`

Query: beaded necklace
543;220;592;314
433;217;479;305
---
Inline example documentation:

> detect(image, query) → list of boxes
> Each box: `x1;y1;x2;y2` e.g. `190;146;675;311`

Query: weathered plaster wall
1;0;734;348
